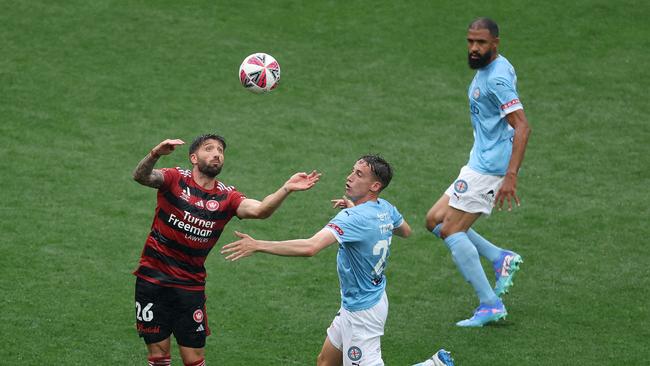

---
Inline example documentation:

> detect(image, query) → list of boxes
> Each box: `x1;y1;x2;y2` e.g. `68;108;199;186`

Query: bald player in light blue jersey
424;18;532;328
223;155;454;366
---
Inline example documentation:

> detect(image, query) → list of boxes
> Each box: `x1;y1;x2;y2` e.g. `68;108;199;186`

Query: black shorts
135;277;210;348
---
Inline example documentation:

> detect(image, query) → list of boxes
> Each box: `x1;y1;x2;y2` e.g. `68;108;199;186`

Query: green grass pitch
1;0;648;364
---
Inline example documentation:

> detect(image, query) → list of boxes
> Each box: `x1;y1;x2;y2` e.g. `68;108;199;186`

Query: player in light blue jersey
222;155;454;366
424;18;531;328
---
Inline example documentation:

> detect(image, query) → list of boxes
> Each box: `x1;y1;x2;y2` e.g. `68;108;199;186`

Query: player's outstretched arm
236;170;321;219
132;139;185;188
221;228;336;261
495;109;531;211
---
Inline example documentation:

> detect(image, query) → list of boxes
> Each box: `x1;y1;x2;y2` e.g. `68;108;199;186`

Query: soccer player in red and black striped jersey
132;134;320;366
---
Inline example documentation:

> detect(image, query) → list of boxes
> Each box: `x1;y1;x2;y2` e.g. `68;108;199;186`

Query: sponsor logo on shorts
348;346;362;361
196;324;205;332
473;87;480;99
327;223;344;236
136;324;160;334
454;179;469;194
206;200;219;211
193;309;204;323
480;189;495;203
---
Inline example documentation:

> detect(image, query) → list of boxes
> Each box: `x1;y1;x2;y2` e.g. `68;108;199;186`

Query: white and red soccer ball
239;53;281;94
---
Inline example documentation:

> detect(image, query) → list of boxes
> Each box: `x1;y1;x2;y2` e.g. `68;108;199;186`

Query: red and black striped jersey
134;167;246;291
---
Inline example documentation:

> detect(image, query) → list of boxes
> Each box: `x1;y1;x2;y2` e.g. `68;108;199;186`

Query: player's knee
425;211;441;232
179;346;205;365
148;350;170;358
147;339;171;358
183;358;205;366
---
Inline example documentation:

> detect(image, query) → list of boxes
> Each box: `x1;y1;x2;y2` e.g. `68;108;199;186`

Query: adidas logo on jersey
217;181;235;192
176;167;192;177
195;200;204;208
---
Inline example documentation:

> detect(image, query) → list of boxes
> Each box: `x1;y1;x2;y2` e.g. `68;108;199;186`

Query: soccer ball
238;53;281;94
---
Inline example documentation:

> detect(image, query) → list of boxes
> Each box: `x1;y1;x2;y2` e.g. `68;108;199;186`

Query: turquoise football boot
493;251;523;297
456;299;507;327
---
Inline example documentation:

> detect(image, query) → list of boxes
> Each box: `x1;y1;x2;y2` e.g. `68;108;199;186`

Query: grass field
1;0;648;365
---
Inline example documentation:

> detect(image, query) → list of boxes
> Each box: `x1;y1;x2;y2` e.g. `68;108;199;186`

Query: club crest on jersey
473;87;480;99
193;309;204;323
454;179;469;194
347;346;362;361
206;200;220;211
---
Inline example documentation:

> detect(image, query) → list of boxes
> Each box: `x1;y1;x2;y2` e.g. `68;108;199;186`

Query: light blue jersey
467;55;523;175
325;199;404;312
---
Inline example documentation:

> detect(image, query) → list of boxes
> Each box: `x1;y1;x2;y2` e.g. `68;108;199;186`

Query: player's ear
370;181;383;193
189;153;199;165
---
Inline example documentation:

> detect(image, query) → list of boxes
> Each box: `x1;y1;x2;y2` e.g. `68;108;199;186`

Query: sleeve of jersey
487;75;523;118
159;168;179;191
390;205;404;229
228;190;247;214
325;210;363;244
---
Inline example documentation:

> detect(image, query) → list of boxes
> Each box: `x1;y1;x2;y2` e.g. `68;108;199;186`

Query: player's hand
221;231;258;261
331;196;354;209
284;170;321;192
494;174;520;211
152;139;185;157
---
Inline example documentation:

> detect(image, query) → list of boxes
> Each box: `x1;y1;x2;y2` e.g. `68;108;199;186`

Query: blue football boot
456;299;507;327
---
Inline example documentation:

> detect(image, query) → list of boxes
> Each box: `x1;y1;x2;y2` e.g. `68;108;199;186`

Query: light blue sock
434;224;503;262
466;228;503;262
444;232;499;305
431;223;442;238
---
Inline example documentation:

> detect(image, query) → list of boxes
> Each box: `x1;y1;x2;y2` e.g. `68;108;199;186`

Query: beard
197;159;222;178
468;49;493;69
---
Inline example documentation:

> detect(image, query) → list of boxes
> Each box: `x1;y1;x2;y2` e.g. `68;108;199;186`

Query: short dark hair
359;154;393;192
469;17;499;37
189;134;227;155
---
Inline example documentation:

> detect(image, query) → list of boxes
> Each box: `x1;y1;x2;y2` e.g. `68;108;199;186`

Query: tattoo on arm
132;154;164;188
